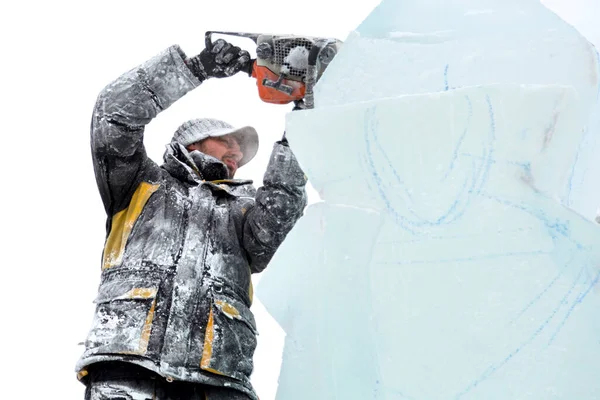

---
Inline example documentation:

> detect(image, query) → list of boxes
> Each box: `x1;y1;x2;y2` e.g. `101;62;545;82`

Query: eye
218;138;235;148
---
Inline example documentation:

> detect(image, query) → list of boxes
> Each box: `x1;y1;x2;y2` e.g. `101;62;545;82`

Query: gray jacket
76;45;307;399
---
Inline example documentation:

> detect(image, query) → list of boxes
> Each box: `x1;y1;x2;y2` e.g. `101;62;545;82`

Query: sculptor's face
187;135;243;178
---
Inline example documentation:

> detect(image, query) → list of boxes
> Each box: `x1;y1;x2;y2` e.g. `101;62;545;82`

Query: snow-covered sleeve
242;141;308;273
91;45;202;216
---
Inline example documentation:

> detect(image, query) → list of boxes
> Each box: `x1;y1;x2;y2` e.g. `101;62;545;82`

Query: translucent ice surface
316;0;600;220
257;1;600;399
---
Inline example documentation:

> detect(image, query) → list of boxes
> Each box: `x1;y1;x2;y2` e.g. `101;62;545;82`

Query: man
76;38;308;400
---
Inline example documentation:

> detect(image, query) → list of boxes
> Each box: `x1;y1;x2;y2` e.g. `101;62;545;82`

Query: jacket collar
162;142;204;184
161;143;253;193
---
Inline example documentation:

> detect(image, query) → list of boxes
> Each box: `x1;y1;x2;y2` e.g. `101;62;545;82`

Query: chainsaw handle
205;31;260;49
205;31;215;52
204;31;255;77
304;39;335;109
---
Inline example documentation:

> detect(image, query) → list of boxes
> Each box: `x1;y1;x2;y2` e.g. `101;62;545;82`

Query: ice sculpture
257;0;600;399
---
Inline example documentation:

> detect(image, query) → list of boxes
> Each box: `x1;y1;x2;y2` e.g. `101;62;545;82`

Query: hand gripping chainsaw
205;31;343;109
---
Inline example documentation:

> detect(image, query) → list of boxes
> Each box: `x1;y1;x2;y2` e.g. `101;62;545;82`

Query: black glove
186;39;251;81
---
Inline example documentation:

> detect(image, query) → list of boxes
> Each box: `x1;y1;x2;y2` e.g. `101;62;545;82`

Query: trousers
84;362;251;400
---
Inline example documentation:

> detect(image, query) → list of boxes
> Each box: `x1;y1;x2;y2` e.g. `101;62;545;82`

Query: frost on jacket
76;45;307;400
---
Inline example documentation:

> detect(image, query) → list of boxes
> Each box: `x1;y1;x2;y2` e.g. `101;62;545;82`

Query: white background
0;1;597;399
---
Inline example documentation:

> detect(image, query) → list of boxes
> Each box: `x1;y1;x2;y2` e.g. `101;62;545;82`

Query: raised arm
242;139;308;273
91;45;202;216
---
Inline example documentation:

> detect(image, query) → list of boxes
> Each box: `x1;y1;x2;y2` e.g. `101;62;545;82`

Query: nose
223;153;239;169
226;159;238;169
226;149;243;164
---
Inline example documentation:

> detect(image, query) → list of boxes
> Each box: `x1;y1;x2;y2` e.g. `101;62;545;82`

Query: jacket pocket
85;275;161;356
200;293;258;381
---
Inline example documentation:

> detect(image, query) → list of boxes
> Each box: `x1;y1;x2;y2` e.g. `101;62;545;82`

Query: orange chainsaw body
251;61;306;104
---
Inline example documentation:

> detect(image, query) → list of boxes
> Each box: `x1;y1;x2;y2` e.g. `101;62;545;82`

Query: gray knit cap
172;118;259;168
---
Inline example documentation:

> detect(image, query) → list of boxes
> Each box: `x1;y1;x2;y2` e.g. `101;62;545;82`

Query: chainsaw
205;31;343;109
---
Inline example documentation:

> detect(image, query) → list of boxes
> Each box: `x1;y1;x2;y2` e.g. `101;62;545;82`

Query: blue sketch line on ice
455;263;587;399
454;192;592;398
463;156;535;188
378;226;535;245
509;252;576;325
442;96;473;181
364;93;496;232
485;193;596;341
364;105;462;231
461;155;530;169
548;262;600;345
377;250;552;265
449;94;496;222
363;105;419;233
442;94;496;224
411;94;489;224
501;198;564;235
564;126;586;208
369;116;415;204
444;64;450;91
483;194;583;249
363;105;418;234
477;95;497;197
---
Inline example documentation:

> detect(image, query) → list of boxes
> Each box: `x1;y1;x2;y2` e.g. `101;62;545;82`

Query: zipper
159;189;190;362
183;191;216;366
173;197;190;267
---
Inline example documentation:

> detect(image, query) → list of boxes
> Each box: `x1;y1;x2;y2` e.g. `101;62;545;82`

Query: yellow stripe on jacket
102;182;160;270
